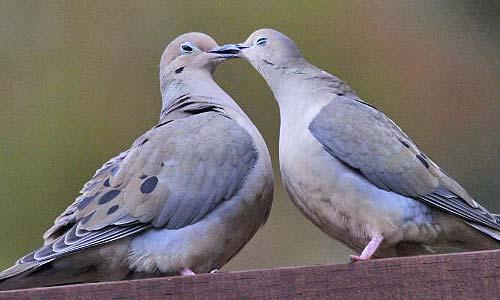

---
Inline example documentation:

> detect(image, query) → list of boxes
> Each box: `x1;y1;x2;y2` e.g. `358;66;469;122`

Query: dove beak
208;44;242;58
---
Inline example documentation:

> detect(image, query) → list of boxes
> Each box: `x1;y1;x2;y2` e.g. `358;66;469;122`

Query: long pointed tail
0;260;98;291
465;221;500;242
0;261;48;291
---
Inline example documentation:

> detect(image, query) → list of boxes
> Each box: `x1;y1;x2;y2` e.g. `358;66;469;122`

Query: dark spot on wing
141;176;158;194
103;178;110;187
107;205;119;215
416;154;430;169
80;211;95;224
399;139;410;148
98;190;121;205
77;193;99;210
175;67;184;74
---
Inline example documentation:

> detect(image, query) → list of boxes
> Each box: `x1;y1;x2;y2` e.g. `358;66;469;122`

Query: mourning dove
219;28;499;261
0;33;273;290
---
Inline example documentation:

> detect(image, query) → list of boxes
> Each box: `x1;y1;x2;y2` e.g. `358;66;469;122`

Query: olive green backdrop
1;1;499;272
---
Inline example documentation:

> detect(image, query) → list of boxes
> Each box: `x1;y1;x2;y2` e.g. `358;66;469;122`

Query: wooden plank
0;250;498;300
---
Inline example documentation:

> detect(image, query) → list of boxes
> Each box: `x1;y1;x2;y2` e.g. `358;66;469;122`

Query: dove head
241;29;303;71
238;29;303;65
220;29;307;96
159;32;238;81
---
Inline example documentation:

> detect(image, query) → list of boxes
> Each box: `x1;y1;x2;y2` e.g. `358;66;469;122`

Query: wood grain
0;250;498;300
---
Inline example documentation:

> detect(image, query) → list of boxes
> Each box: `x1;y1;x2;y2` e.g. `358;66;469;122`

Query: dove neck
160;69;241;116
263;59;324;107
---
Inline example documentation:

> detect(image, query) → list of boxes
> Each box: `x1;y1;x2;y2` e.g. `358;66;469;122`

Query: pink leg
180;268;196;276
350;236;384;262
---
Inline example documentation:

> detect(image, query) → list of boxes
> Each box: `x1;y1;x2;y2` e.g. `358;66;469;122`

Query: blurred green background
1;1;499;272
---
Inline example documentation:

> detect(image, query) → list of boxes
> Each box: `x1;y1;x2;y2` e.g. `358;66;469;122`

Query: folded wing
8;105;258;274
309;96;500;234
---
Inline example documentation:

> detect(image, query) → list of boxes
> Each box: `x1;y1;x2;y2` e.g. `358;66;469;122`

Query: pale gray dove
219;28;499;261
0;32;273;290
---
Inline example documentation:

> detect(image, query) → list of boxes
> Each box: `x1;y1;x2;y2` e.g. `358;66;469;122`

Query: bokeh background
1;1;499;272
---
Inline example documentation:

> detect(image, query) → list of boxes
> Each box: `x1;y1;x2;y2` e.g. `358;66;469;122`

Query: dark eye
181;44;193;52
256;37;267;46
180;42;198;54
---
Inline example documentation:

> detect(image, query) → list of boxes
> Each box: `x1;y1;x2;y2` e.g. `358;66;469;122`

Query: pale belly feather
279;121;440;252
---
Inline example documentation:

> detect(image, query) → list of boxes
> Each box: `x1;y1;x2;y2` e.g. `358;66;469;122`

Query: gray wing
11;106;258;268
309;97;500;232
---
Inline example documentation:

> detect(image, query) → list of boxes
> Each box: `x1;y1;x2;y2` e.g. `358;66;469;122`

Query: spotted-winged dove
216;28;499;261
0;33;273;290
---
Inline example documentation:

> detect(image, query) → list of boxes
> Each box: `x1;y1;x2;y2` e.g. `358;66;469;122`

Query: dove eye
180;42;197;54
256;37;267;46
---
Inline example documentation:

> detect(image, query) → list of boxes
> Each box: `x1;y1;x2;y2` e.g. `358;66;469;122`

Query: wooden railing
0;249;498;299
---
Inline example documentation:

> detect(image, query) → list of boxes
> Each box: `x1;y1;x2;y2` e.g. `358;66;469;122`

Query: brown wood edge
0;249;498;299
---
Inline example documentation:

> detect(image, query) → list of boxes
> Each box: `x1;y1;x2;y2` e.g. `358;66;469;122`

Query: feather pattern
309;95;500;232
7;97;258;272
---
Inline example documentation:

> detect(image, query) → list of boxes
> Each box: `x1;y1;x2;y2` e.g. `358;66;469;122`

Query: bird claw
349;255;368;262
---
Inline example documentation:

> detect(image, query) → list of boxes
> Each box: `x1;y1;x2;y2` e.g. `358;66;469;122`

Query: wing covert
309;97;500;231
23;107;258;266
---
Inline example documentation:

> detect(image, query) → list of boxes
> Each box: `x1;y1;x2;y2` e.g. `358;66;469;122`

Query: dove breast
127;108;274;274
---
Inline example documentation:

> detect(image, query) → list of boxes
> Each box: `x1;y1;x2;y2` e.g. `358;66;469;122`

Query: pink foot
350;235;384;262
349;255;368;262
180;268;196;276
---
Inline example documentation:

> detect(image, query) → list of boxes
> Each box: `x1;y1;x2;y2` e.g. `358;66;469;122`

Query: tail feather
0;260;49;279
0;260;98;291
465;221;500;242
0;262;44;291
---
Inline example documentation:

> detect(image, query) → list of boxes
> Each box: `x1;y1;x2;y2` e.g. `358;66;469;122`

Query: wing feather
13;101;258;268
309;96;500;231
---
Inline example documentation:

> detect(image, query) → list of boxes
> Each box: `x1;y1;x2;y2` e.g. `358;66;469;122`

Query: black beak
209;44;242;55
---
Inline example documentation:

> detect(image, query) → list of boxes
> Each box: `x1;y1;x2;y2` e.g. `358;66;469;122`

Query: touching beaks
208;44;245;58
